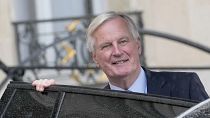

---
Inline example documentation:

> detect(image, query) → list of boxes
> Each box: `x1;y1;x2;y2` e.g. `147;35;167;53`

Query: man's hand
32;79;55;92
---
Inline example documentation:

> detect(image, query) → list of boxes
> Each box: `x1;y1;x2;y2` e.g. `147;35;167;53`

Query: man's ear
137;39;142;55
91;52;98;65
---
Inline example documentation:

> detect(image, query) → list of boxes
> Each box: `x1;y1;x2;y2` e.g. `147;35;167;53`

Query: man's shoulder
150;70;196;76
145;68;198;82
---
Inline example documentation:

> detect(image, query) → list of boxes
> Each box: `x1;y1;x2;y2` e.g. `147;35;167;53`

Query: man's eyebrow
99;42;111;47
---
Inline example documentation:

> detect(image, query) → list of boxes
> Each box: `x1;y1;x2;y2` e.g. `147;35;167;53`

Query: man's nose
112;45;123;56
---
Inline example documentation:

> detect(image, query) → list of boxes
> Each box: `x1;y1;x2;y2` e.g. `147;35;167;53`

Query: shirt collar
109;67;147;94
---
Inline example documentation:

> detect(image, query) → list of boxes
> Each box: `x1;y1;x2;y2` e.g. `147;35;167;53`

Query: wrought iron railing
13;11;143;66
1;12;143;90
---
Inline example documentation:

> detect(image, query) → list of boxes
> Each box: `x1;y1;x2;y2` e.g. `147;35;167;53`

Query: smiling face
92;17;141;80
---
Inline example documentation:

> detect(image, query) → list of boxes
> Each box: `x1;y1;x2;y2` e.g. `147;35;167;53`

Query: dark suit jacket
104;68;209;102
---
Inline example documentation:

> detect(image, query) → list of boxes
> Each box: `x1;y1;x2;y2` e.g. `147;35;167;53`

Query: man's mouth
112;59;129;65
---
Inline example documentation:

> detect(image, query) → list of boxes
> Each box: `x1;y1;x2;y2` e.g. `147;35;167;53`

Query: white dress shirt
109;67;147;94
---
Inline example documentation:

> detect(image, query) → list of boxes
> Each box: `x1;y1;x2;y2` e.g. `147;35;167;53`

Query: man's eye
101;44;111;50
119;39;128;45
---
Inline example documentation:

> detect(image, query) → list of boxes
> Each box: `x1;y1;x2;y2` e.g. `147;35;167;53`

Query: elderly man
33;11;209;102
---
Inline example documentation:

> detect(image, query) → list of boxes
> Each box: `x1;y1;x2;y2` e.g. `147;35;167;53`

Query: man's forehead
93;16;128;32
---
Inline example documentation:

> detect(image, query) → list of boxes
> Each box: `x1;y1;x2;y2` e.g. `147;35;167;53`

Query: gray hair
86;11;140;52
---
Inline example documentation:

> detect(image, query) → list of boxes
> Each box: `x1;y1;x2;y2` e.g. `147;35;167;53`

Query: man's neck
108;67;141;90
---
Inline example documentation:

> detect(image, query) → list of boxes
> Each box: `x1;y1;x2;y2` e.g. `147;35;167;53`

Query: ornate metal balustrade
1;12;143;88
13;11;143;66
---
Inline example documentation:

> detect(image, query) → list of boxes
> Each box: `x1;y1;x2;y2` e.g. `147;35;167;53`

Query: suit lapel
143;68;171;97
